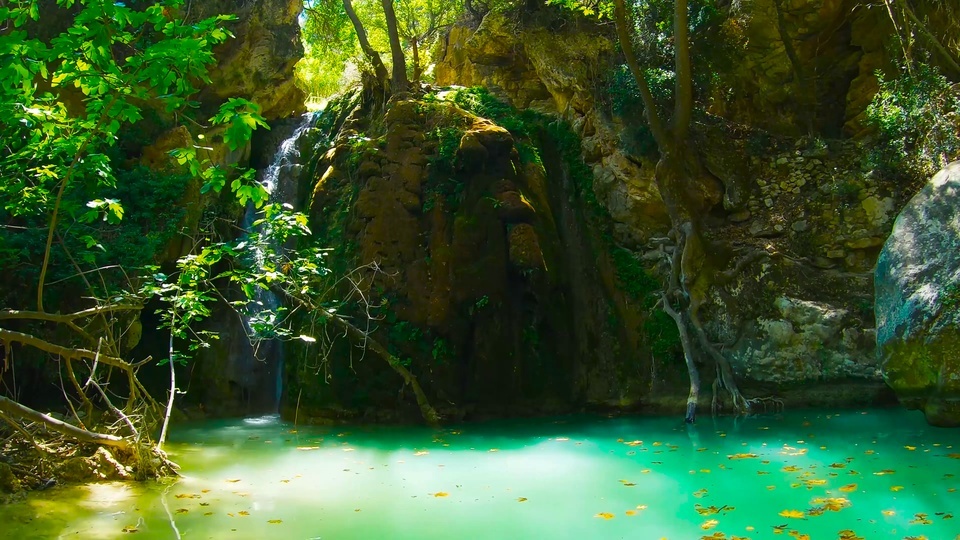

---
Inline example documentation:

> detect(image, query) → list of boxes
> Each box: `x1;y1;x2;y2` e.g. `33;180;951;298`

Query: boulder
875;162;960;426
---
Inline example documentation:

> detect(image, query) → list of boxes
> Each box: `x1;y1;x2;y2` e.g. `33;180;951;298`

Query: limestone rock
876;161;960;426
191;0;305;120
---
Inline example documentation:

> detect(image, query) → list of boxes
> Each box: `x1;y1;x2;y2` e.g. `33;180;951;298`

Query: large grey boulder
875;161;960;426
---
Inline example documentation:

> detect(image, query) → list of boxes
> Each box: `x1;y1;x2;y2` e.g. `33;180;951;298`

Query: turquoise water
3;409;960;539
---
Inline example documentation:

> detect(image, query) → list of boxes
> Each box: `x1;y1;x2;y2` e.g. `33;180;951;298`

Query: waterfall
241;113;316;413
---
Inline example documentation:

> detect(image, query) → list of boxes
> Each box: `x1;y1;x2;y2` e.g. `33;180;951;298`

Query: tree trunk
411;37;421;86
381;0;408;92
343;0;389;88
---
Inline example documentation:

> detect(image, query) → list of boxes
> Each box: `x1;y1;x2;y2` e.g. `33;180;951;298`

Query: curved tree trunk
343;0;389;88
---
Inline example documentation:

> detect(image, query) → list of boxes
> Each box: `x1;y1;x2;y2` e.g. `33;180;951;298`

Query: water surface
4;409;960;539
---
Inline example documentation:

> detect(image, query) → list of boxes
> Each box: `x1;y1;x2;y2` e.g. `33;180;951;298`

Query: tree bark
672;0;693;141
381;0;409;92
343;0;390;87
613;0;667;147
411;37;421;86
0;394;130;450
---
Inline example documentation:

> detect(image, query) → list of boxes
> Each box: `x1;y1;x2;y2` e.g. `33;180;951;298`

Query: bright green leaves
81;198;125;225
213;98;271;152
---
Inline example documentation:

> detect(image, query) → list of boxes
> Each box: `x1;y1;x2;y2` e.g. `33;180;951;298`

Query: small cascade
240;113;316;413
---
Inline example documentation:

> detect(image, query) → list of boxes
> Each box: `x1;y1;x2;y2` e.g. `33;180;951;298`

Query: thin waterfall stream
240;113;316;413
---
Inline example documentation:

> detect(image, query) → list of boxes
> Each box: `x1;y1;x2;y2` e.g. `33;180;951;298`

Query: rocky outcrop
190;0;305;120
876;162;960;427
432;9;901;406
290;94;649;421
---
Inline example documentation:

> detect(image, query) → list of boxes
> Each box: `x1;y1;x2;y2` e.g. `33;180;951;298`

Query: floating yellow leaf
625;510;637;516
700;533;725;539
779;509;804;518
225;479;241;483
693;488;709;498
905;445;917;451
728;453;759;460
238;511;249;517
782;466;801;472
839;483;857;492
910;513;932;525
594;512;615;520
175;508;188;514
175;493;199;499
517;497;527;502
268;519;282;524
624;440;643;446
881;509;895;516
700;519;719;530
837;529;863;540
636;505;648;510
874;469;896;476
414;451;429;456
121;525;138;533
890;485;904;492
829;463;846;469
296;446;320;451
432;492;449;497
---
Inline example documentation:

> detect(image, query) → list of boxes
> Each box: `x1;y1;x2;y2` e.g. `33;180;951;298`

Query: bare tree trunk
411;37;421;87
660;294;699;423
157;323;177;450
381;0;409;92
343;0;390;88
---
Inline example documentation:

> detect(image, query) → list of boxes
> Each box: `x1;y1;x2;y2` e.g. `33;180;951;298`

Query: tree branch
0;328;133;370
0;394;130;451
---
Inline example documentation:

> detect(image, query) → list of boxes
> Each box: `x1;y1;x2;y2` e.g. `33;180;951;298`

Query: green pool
3;409;959;539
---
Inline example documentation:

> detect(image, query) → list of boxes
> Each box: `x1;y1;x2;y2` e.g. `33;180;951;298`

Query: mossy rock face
876;162;960;427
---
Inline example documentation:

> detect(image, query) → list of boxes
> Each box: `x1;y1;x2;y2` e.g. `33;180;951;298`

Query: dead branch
0;327;133;370
0;394;130;451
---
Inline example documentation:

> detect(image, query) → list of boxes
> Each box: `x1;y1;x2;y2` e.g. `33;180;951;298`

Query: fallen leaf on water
517;497;527;502
296;446;320;451
909;513;932;525
779;509;804;519
625;510;637;516
839;484;857;492
268;519;283;524
121;525;138;533
837;529;863;540
433;492;449;497
636;505;648;510
728;453;759;460
693;488;709;498
782;466;801;472
594;512;615;520
890;485;904;492
414;451;429;456
700;519;719;530
903;536;928;540
699;533;725;539
624;440;643;446
175;508;188;514
905;445;917;451
225;479;241;483
881;509;895;516
175;493;199;499
873;469;895;476
619;479;637;487
829;463;846;469
203;512;213;516
238;511;249;517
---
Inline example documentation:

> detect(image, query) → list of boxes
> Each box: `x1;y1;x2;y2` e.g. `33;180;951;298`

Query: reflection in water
2;408;959;539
